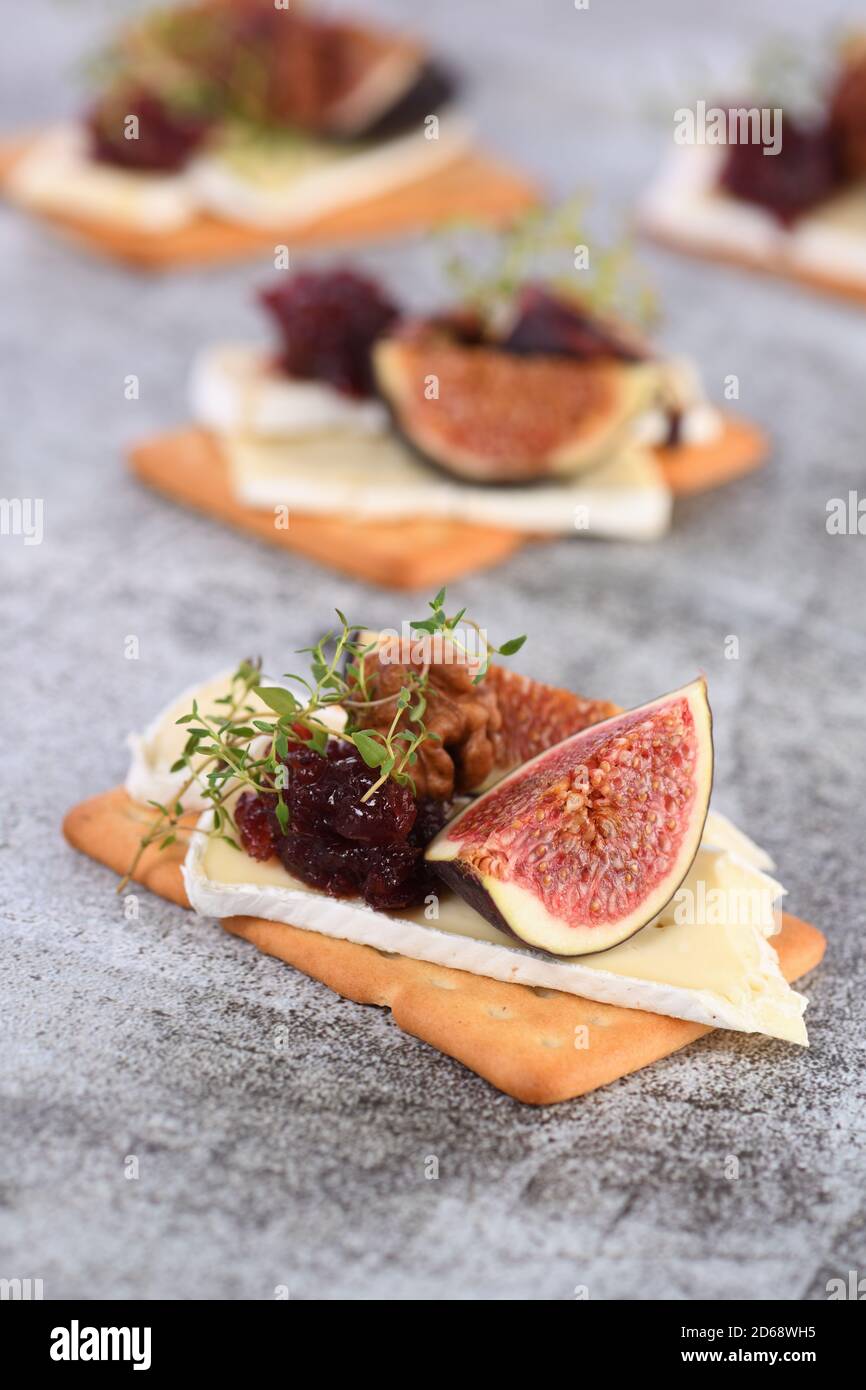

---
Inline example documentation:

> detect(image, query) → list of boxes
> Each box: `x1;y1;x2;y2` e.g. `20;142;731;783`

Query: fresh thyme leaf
497;635;527;656
307;726;328;755
254;686;298;716
442;196;656;330
353;731;387;767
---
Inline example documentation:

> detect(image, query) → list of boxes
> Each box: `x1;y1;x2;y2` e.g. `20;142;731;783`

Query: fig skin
339;62;457;143
426;680;714;958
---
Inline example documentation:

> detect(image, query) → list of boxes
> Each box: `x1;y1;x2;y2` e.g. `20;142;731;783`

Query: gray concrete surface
2;0;865;1301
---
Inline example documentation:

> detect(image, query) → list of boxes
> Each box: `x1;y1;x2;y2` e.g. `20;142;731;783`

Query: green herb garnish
118;590;525;893
442;195;658;330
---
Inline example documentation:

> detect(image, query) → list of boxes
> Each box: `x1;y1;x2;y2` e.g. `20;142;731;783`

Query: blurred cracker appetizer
63;595;825;1103
131;207;767;584
1;0;535;265
641;33;866;304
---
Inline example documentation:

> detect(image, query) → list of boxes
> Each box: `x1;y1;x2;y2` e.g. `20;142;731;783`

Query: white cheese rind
6;125;195;231
125;670;345;811
189;344;389;437
125;670;241;811
182;808;808;1043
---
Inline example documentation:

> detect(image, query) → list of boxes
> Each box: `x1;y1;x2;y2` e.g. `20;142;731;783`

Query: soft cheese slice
641;144;866;288
190;344;388;437
183;807;808;1042
125;670;346;811
187;119;470;228
220;430;672;539
6;125;195;232
701;808;775;873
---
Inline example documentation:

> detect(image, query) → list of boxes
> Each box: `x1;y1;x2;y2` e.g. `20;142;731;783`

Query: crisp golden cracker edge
129;427;524;589
0;136;539;269
655;415;769;495
643;220;866;311
63;788;827;1105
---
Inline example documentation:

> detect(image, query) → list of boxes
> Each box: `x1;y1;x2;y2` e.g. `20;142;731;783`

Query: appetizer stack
131;253;767;585
64;596;825;1103
1;0;535;266
642;34;866;303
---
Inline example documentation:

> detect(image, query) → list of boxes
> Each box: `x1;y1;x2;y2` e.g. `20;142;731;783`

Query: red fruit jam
718;112;841;225
259;270;399;397
235;742;449;911
86;90;215;173
501;285;646;362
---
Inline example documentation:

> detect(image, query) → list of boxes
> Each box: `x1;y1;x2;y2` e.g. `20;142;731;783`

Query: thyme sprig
120;591;526;892
442;195;658;331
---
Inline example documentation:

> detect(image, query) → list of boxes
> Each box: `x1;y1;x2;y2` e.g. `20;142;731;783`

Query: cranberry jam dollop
717;110;842;225
260;270;399;397
500;285;648;362
234;741;450;911
86;89;216;173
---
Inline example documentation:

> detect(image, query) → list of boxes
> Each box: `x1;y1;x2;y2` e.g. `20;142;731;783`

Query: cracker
644;222;866;310
654;415;768;494
63;788;826;1104
0;137;538;270
129;428;523;589
127;419;768;589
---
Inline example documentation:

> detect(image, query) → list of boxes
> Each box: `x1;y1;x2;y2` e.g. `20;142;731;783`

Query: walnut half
349;652;502;801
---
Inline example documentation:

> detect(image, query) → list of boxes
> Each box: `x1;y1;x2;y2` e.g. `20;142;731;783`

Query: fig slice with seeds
373;328;656;483
425;679;713;956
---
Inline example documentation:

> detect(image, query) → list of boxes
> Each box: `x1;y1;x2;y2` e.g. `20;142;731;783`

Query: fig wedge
425;680;713;956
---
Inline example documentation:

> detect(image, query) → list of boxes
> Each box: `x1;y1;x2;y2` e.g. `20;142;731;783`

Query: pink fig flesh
425;680;713;956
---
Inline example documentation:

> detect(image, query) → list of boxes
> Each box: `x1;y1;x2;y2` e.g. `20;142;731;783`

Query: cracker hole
587;1013;612;1027
486;1005;514;1020
539;1036;565;1049
427;976;458;990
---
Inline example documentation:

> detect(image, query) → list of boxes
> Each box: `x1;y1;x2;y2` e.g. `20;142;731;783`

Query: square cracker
127;419;768;590
0;137;538;270
129;429;522;589
63;788;826;1104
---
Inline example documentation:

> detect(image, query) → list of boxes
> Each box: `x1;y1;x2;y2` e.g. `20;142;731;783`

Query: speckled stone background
2;0;865;1302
